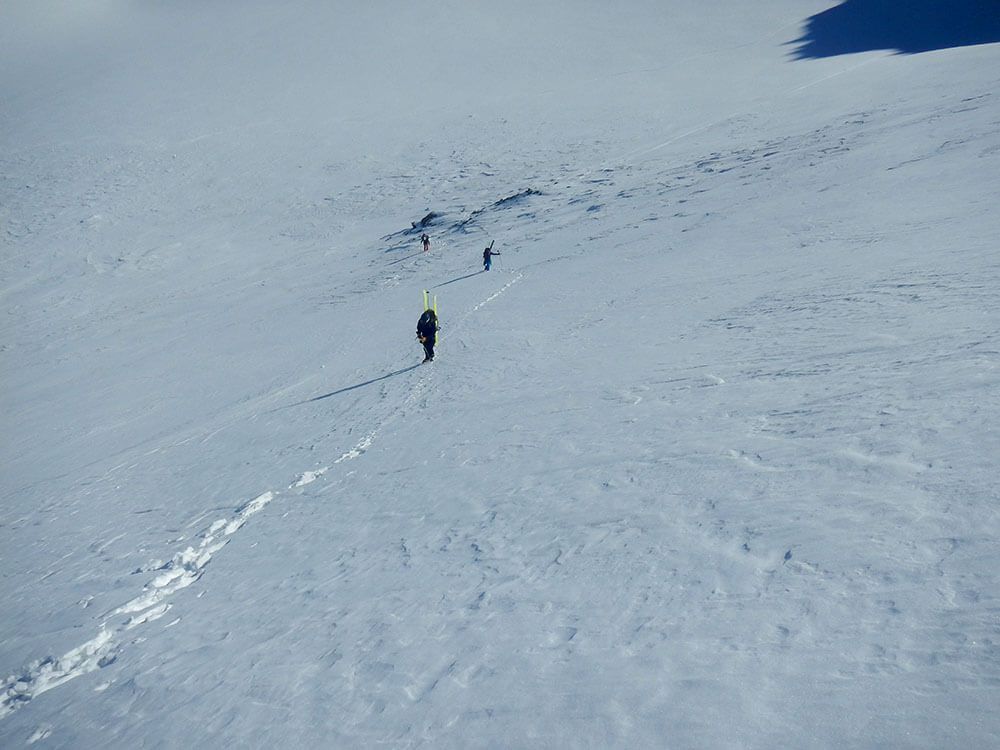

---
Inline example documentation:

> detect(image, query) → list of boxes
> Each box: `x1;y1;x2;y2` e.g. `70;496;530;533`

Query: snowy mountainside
2;1;1000;747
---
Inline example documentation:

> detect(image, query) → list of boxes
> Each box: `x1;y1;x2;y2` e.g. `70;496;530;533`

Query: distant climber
421;233;430;252
416;307;438;363
483;242;499;271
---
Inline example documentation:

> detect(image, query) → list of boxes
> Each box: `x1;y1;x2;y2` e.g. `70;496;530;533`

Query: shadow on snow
387;251;425;266
283;365;421;408
789;0;1000;59
435;270;485;288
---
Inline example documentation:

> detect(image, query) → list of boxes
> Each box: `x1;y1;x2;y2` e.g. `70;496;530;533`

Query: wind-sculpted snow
0;490;265;718
0;256;526;726
1;441;366;718
2;469;337;717
380;188;543;254
2;1;999;747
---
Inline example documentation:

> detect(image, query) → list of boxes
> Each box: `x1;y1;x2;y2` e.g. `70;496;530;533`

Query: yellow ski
422;290;439;343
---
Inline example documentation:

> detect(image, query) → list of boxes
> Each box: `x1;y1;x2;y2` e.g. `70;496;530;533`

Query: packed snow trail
0;267;522;719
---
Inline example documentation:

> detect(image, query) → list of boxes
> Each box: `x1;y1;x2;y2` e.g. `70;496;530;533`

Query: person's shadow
279;365;421;409
790;0;1000;59
436;270;484;288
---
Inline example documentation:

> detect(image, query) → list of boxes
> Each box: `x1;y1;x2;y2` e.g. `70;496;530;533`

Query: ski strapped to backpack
422;289;439;343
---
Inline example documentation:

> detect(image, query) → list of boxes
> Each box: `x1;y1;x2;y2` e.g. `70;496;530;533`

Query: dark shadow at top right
790;0;1000;59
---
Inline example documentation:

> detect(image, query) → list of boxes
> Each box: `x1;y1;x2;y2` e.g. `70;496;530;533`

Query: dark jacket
417;310;438;343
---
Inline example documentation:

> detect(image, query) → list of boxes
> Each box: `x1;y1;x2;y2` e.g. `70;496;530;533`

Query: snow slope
2;1;999;747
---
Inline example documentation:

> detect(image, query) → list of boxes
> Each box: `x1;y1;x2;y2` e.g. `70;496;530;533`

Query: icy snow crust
2;0;999;747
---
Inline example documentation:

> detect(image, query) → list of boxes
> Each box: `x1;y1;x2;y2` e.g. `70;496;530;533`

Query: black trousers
421;338;435;360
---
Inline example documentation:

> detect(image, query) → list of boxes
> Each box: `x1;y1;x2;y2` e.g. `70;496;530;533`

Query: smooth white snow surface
2;1;999;747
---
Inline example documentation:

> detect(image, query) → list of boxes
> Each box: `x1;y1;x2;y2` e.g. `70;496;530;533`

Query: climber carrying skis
416;307;439;363
483;241;499;271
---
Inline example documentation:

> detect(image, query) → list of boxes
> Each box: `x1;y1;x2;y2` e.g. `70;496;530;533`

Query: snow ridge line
0;272;522;721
